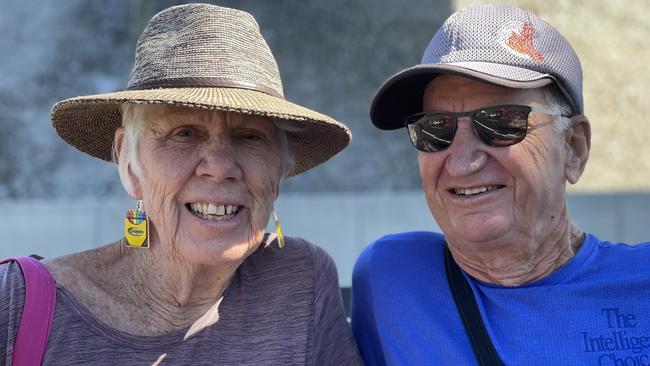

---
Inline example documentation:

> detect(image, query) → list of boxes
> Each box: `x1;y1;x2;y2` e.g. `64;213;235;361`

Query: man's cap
370;4;583;130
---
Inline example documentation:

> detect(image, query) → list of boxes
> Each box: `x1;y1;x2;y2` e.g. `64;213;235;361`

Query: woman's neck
114;238;239;332
47;238;242;336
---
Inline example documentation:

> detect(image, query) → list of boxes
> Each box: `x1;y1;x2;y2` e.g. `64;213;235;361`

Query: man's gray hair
520;85;573;133
542;86;573;133
113;104;296;197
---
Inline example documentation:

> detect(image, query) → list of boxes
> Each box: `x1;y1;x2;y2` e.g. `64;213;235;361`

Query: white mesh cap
370;4;583;130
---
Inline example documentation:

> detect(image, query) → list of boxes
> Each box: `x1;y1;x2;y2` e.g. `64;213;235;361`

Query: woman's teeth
453;185;502;196
189;202;240;220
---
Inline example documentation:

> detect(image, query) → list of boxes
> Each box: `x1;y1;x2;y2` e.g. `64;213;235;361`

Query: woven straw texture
50;3;350;176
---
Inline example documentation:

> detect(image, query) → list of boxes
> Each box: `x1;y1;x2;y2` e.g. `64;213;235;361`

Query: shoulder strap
1;257;57;366
444;246;503;366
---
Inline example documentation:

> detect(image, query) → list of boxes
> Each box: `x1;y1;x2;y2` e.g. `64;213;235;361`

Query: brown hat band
126;77;283;99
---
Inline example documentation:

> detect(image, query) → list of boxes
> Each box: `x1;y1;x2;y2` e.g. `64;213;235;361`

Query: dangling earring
124;200;149;248
272;211;285;249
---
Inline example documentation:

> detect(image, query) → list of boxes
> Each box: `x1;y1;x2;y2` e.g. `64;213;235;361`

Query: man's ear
114;127;143;199
564;115;591;184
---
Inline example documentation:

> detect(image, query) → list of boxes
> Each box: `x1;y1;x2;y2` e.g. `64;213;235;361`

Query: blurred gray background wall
1;0;648;286
1;194;649;287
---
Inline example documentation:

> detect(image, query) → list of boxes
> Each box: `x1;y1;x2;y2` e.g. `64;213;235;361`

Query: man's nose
444;118;488;177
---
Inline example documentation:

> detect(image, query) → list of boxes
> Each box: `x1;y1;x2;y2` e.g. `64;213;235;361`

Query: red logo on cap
506;22;544;61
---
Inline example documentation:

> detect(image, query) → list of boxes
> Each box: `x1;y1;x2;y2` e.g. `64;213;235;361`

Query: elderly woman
0;4;362;365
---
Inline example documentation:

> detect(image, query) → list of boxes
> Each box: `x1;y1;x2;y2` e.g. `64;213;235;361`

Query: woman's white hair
113;104;297;197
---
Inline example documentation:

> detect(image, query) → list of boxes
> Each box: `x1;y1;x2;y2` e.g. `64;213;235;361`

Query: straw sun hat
51;3;350;176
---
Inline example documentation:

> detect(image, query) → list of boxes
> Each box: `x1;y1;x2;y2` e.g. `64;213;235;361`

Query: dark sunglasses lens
407;114;455;152
473;106;529;146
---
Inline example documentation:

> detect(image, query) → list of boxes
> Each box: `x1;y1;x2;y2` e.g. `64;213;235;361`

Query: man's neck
447;222;585;287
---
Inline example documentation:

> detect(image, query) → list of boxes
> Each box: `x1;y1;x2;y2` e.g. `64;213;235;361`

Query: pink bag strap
1;256;56;366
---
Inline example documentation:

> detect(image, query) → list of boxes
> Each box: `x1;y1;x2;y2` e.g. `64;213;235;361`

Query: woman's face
119;105;284;265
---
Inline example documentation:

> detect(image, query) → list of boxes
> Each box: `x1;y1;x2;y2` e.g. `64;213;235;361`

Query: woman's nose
195;137;243;182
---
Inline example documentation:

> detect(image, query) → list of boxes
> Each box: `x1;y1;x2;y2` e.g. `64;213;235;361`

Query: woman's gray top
1;236;363;365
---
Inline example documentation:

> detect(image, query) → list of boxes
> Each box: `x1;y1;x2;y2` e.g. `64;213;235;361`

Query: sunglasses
405;105;570;152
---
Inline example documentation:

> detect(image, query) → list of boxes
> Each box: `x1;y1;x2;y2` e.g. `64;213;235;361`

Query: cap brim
370;62;558;130
51;87;350;176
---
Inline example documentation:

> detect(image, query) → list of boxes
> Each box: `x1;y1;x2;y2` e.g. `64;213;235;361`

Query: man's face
418;75;575;247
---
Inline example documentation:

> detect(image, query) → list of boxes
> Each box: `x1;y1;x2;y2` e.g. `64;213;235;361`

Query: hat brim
51;87;351;176
370;62;563;130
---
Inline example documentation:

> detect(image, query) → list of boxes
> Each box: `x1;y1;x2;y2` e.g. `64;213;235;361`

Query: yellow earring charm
273;211;285;249
124;200;149;248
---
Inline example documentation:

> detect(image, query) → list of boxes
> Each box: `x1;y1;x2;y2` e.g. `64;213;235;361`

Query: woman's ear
564;115;591;184
114;127;126;161
114;127;143;199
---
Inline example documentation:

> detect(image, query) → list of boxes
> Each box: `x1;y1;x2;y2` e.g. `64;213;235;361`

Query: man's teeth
454;185;501;196
190;203;239;218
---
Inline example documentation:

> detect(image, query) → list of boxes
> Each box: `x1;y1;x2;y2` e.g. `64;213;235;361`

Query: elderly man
351;4;650;366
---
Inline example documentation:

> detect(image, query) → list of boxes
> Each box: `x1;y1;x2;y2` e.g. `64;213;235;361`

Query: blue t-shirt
351;231;650;366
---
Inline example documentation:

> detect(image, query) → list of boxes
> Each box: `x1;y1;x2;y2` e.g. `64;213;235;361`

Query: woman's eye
176;129;194;137
243;133;261;141
238;130;267;142
170;126;202;140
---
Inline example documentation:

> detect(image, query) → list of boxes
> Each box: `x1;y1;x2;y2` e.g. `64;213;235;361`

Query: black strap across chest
444;245;504;366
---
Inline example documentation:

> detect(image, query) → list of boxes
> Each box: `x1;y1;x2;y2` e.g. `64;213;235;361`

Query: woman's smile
187;202;241;221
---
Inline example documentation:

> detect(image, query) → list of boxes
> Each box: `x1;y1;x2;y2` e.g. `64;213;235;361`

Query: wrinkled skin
45;105;287;337
55;104;288;335
419;75;590;286
120;105;283;266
